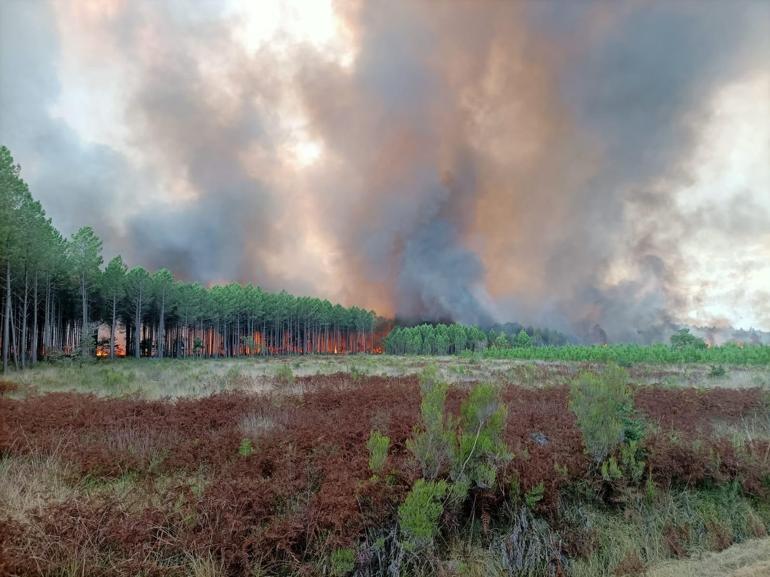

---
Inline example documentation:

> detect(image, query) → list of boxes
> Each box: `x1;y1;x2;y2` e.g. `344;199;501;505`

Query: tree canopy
0;145;377;370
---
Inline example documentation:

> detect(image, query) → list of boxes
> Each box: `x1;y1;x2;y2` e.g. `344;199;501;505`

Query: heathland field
1;356;769;576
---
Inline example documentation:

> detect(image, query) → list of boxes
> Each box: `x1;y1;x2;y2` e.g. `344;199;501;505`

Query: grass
648;537;770;577
0;452;76;522
567;486;770;576
4;355;769;400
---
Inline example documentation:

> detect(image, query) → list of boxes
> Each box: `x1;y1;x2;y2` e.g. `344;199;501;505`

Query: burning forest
1;2;769;576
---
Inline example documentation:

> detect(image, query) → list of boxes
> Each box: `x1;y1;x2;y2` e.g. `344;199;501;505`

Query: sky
0;0;768;341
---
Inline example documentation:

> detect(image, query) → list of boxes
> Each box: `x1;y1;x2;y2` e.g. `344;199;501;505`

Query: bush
407;370;455;479
398;479;448;551
275;364;294;384
708;364;727;378
329;547;356;576
514;329;532;348
452;383;512;497
525;482;545;509
569;365;644;464
671;328;706;350
238;438;254;457
367;430;390;476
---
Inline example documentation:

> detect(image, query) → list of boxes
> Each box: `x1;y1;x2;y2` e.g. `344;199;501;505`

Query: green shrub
407;371;455;479
349;364;367;382
452;383;512;496
524;481;545;509
671;328;707;350
238;438;254;457
329;547;356;576
367;430;390;475
569;365;643;464
513;329;532;348
398;479;448;551
708;364;727;378
275;364;294;384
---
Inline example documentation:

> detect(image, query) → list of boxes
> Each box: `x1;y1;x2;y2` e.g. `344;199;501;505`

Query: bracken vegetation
1;364;768;576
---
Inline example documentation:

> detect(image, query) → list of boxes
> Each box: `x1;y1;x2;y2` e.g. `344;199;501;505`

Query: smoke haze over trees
1;146;377;371
1;1;768;342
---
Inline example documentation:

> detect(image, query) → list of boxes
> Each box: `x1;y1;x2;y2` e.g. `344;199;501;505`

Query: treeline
481;342;770;365
384;324;486;355
383;322;567;355
385;322;770;365
0;146;377;372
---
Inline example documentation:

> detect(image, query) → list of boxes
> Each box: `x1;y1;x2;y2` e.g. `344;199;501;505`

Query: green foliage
238;438;254;457
485;341;770;365
600;456;623;482
0;145;379;367
398;479;448;551
407;372;454;480
567;486;770;576
408;373;512;497
452;383;512;494
671;328;707;350
328;547;355;576
569;365;644;464
367;430;390;475
524;481;545;509
513;329;532;348
384;323;490;355
387;323;770;365
348;364;367;382
275;364;294;384
618;440;646;484
708;364;727;377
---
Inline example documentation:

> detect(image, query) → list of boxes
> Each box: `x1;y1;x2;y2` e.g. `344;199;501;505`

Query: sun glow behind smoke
675;73;770;329
226;0;354;66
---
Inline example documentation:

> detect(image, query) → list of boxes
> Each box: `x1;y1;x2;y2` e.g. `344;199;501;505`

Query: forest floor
1;357;769;576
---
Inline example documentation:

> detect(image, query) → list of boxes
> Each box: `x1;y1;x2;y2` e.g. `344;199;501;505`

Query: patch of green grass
567;485;770;577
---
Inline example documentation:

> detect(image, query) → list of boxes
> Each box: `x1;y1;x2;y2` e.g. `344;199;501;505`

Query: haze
1;0;768;341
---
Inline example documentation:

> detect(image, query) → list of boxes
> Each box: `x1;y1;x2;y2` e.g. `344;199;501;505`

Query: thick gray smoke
1;0;768;340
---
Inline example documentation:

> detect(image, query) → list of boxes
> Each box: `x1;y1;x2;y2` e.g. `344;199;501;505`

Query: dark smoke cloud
1;0;767;340
0;0;143;242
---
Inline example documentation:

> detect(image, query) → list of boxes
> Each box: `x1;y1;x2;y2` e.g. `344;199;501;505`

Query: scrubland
1;356;769;576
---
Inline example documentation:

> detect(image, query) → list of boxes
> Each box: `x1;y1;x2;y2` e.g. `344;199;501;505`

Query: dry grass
649;537;770;577
5;355;768;401
0;452;77;521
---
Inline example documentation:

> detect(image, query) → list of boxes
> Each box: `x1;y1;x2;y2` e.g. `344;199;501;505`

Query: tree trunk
110;294;117;359
3;261;10;374
31;271;38;364
80;273;88;358
21;268;28;368
158;292;165;359
43;274;50;357
10;297;19;370
134;288;142;358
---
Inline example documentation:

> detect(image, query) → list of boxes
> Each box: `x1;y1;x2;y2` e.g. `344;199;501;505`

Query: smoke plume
1;0;768;340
